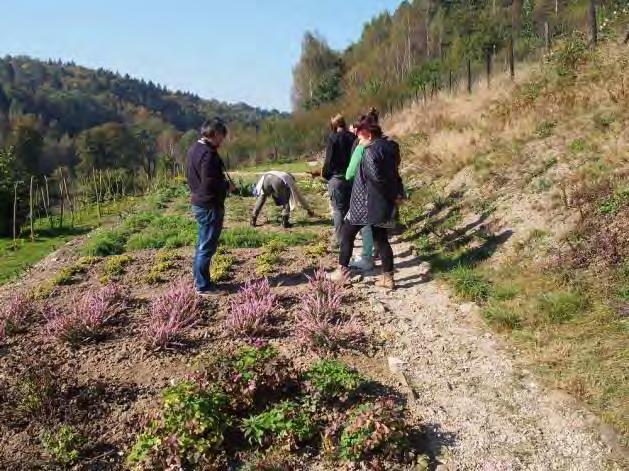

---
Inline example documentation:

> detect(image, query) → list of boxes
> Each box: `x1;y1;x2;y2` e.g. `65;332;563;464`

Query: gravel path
357;237;620;470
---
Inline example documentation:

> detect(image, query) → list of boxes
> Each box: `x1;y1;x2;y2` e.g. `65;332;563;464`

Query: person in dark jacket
330;117;402;290
187;117;235;295
322;114;356;244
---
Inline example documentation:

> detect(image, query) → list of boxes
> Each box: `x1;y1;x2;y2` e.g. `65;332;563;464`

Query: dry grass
389;37;629;444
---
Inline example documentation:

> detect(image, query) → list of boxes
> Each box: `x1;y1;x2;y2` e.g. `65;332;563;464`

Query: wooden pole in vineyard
58;170;65;229
92;169;101;224
40;186;52;228
29;176;35;241
13;181;19;244
62;175;74;228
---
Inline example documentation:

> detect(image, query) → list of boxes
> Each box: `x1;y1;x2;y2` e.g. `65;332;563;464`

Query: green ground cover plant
131;346;416;467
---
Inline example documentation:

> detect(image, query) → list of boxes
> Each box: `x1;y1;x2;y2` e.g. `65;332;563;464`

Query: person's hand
228;182;237;194
307;209;316;218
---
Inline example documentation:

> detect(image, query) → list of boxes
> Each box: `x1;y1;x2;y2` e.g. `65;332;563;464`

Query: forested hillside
289;0;627;149
0;56;290;236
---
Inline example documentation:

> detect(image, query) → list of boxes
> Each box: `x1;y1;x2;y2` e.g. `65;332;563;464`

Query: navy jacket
186;139;229;208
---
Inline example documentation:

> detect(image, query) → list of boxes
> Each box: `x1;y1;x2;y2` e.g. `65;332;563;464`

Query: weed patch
482;302;522;331
537;291;587;324
447;266;492;303
40;425;84;467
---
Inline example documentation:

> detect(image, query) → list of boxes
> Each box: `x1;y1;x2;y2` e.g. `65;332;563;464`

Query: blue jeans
192;205;224;291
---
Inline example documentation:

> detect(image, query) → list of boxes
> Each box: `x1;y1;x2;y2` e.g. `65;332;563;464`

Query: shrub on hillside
225;279;278;337
295;268;362;351
1;291;37;334
142;279;201;349
44;285;126;344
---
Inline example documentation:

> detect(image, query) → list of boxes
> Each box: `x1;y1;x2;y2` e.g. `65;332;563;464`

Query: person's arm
201;151;228;201
345;145;364;181
322;134;335;181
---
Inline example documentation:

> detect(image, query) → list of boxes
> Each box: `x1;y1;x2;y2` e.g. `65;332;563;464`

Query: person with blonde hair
322;113;356;243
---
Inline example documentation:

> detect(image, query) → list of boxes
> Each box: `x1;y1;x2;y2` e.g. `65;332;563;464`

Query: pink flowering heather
225;279;278;337
143;279;201;349
44;284;126;344
1;291;36;334
295;267;362;351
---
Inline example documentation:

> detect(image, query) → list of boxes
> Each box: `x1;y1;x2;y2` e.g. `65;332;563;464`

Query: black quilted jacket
348;138;401;226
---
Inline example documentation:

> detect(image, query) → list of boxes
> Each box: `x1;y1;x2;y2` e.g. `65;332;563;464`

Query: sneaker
349;256;374;271
250;216;257;227
327;267;351;283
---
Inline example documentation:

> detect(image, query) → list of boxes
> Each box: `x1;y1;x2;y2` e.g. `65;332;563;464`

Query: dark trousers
252;193;290;219
328;177;350;244
192;205;224;291
339;223;394;273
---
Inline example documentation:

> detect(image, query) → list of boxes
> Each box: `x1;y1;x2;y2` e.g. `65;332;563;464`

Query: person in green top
345;133;375;271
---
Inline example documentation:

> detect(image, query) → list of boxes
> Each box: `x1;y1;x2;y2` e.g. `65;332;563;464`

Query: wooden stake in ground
58;170;65;229
40;186;51;228
62;174;74;228
13;181;19;244
29;176;34;242
92;169;101;224
545;21;551;53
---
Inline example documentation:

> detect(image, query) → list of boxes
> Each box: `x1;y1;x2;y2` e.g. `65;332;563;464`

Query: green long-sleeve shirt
345;144;365;181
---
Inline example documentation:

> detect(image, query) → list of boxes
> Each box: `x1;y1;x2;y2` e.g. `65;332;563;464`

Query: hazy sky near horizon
0;0;402;111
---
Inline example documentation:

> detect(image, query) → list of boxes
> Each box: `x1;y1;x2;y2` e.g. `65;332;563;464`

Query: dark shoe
196;285;223;297
282;216;292;229
250;216;257;227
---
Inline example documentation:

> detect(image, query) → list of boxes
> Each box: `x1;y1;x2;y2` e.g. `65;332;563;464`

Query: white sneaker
327;267;351;283
349;256;374;271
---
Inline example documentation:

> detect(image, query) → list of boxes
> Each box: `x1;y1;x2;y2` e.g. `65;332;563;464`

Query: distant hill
0;55;283;137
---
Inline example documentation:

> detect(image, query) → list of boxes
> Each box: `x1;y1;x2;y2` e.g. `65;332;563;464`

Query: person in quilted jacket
330;116;402;290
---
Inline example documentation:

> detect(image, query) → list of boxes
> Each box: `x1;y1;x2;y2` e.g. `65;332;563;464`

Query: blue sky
0;0;402;111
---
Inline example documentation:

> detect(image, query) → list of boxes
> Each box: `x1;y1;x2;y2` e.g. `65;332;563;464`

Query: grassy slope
391;37;628;442
0;198;140;285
